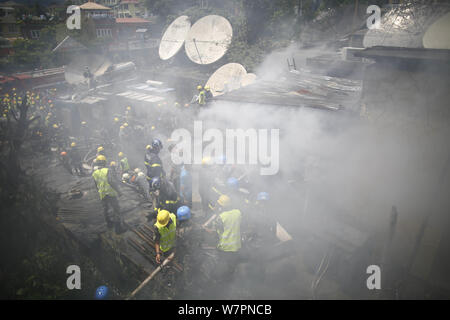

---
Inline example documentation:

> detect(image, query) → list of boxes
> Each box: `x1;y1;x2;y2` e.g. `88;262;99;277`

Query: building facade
80;1;116;39
0;6;21;39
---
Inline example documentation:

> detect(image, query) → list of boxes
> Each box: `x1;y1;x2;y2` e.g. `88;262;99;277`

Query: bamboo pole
126;252;175;300
202;214;217;229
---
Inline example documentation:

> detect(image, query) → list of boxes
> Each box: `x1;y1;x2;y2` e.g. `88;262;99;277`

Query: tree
0;97;40;196
9;39;53;70
145;0;176;17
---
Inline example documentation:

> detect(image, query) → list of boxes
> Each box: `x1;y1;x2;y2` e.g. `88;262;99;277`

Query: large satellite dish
65;54;112;85
205;63;247;97
423;11;450;49
363;5;447;48
159;15;191;60
185;15;233;65
241;73;257;87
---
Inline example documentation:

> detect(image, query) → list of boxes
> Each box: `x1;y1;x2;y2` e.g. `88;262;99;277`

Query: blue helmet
257;192;269;201
177;206;191;221
151;139;163;153
151;177;161;190
227;177;239;190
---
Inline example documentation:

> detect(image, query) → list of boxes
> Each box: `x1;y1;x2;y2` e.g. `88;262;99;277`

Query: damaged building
2;1;450;302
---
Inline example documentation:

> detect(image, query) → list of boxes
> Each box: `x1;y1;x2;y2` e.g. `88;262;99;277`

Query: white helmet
122;173;130;181
134;168;141;174
137;172;145;178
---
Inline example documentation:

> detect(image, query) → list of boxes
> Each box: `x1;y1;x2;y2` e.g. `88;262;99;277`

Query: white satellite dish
241;73;257;87
185;15;233;65
205;63;247;97
363;5;446;48
423;12;450;49
65;54;112;85
159;15;191;60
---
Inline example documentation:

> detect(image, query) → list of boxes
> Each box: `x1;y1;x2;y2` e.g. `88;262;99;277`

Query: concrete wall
361;58;450;293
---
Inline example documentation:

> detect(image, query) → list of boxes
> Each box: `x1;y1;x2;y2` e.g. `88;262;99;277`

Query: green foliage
15;247;67;299
8;38;54;70
225;40;263;72
145;0;176;18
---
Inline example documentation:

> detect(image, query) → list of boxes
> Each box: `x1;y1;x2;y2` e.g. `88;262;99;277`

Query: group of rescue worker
82;86;273;279
1;84;275;283
192;85;213;106
88;138;273;283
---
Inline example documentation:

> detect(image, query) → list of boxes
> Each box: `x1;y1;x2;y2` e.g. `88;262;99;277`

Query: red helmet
60;151;67;156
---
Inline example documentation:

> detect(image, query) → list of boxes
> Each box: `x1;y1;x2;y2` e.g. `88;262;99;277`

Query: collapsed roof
214;69;362;112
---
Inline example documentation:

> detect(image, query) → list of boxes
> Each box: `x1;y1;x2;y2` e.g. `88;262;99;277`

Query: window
96;28;113;38
30;30;40;39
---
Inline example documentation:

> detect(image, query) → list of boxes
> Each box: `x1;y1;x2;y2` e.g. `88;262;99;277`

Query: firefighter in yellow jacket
92;155;126;234
214;195;242;253
153;210;176;264
207;195;243;281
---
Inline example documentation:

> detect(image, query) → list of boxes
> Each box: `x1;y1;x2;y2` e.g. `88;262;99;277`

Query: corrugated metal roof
116;17;152;24
116;90;165;103
214;70;362;112
354;46;450;61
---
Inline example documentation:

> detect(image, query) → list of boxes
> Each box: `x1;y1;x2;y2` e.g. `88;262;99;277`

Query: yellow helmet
81;121;87;125
70;142;76;147
47;112;52;116
201;157;212;165
204;85;210;91
123;123;128;127
146;145;152;150
151;126;155;130
97;146;104;153
114;117;119;123
120;125;125;130
217;195;231;207
126;106;131;111
110;161;117;167
197;85;203;91
52;124;59;129
156;210;170;228
118;152;124;158
96;155;106;162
